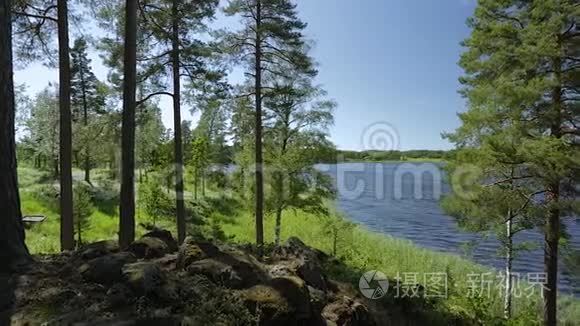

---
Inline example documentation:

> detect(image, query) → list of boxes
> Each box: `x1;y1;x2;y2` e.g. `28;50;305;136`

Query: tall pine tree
70;37;106;184
12;0;75;251
119;0;138;248
459;1;580;324
223;0;315;254
131;0;220;243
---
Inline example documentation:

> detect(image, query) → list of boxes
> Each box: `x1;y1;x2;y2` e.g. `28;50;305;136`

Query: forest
1;0;579;325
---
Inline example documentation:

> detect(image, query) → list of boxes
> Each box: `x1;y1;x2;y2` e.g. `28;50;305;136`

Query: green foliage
136;104;166;174
21;86;60;176
138;181;174;226
322;213;355;256
72;182;94;247
190;136;210;198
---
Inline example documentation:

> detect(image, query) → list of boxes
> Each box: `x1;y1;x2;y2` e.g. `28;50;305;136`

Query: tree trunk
76;211;82;248
254;0;264;256
543;58;562;326
0;0;31;274
79;55;90;184
274;206;283;246
119;0;137;249
504;210;513;319
53;158;59;179
58;0;74;252
544;183;560;326
274;171;283;246
194;170;198;200
201;172;205;197
172;0;186;244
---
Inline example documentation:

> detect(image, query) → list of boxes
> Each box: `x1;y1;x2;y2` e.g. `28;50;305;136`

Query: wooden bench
22;215;46;223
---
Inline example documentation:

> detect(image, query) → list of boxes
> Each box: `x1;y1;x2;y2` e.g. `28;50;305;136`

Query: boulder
176;238;220;269
308;285;328;314
185;252;265;289
295;257;327;291
122;262;165;296
271;238;328;291
128;237;169;259
78;252;136;285
75;240;119;260
241;276;311;326
142;229;178;252
322;297;375;326
274;237;328;262
153;253;178;270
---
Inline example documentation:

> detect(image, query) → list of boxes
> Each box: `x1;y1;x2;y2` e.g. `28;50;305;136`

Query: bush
73;182;94;247
138;181;174;226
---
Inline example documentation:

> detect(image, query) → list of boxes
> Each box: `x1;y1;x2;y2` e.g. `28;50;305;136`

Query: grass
17;166;580;325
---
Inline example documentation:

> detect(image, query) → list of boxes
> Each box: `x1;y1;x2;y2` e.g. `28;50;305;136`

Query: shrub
138;181;174;226
73;182;94;247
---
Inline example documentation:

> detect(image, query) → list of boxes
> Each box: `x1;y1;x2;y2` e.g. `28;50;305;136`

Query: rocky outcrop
10;232;383;326
78;252;137;285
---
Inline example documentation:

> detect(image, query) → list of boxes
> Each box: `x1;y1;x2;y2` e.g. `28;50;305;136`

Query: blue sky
14;0;477;151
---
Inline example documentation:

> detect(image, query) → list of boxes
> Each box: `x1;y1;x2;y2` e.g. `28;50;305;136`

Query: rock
143;229;178;252
271;239;328;291
78;252;136;285
241;276;311;325
122;262;165;296
37;287;78;306
153;253;178;270
177;238;220;269
187;250;269;289
106;283;133;307
128;237;169;259
268;263;297;279
295;257;327;291
275;237;328;262
75;240;119;260
308;285;328;313
322;297;375;326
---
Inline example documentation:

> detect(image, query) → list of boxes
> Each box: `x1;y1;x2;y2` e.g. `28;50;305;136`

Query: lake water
319;162;580;296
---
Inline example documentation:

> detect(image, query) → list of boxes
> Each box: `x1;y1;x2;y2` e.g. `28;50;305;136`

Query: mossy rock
177;237;220;269
128;237;169;259
241;276;311;325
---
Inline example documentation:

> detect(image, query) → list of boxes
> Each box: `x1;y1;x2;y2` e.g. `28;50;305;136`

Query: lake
318;162;580;296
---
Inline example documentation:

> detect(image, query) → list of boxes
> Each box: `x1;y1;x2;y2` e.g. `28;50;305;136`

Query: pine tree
119;0;138;249
12;0;75;251
72;182;94;248
458;1;580;323
133;0;220;244
442;119;541;319
70;37;106;184
56;0;74;251
223;0;315;254
0;0;31;274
